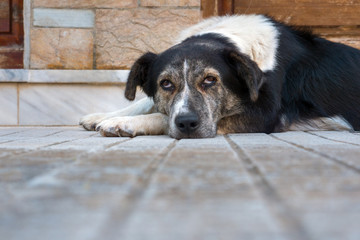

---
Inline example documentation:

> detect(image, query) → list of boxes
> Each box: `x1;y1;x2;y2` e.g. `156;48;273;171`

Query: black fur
273;21;360;130
125;52;157;100
126;16;360;132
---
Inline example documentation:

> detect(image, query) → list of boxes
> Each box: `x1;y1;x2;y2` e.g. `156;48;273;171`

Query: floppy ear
226;50;264;102
125;52;158;101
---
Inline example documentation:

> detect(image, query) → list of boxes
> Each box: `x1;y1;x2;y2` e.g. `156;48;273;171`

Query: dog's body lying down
80;14;360;139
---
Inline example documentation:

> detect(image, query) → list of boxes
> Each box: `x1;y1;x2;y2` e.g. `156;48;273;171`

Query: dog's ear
125;52;158;101
225;50;264;102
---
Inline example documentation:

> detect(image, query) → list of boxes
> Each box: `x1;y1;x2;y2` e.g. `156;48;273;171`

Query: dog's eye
201;76;217;89
160;79;174;91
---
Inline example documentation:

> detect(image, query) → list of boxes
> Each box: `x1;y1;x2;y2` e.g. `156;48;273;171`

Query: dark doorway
0;0;24;68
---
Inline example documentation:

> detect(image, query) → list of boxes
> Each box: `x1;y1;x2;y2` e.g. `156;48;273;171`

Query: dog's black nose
175;113;200;134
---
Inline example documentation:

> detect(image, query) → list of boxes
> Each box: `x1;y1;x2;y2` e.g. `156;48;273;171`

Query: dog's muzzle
169;111;217;139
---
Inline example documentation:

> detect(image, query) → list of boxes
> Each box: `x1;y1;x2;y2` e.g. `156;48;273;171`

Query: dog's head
125;35;265;139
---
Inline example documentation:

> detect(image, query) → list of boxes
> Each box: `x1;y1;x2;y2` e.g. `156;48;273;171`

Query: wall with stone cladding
0;1;201;126
30;0;201;70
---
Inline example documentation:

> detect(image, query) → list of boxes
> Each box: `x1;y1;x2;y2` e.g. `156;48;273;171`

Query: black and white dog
80;14;360;139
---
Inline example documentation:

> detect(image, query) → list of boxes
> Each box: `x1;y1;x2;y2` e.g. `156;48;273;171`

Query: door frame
201;0;234;18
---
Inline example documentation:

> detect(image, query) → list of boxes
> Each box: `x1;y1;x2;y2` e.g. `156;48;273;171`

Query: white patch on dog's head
177;14;279;72
169;59;191;132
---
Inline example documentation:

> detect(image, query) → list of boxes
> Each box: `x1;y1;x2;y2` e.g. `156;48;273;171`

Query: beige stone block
141;0;200;7
30;28;94;69
95;8;201;69
33;0;137;8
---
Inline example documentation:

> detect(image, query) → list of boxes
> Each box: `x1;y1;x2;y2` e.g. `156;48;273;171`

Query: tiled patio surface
0;127;359;240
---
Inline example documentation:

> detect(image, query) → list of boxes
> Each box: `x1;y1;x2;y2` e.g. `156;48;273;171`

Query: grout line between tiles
225;135;312;240
306;131;360;146
270;134;360;174
26;136;134;187
96;139;178;239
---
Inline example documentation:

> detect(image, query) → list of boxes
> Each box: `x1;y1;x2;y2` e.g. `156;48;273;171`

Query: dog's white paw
79;113;109;131
96;117;142;137
96;113;169;137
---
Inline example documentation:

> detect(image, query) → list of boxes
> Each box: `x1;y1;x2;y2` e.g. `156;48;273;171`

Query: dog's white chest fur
177;15;279;72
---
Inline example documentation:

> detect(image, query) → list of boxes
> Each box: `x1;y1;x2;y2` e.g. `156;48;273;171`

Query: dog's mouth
168;113;217;139
169;130;217;139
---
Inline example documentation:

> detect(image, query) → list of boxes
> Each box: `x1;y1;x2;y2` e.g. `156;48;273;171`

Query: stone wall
0;1;201;126
29;0;201;69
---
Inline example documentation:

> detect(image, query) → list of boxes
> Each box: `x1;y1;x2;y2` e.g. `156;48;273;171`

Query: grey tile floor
0;127;359;240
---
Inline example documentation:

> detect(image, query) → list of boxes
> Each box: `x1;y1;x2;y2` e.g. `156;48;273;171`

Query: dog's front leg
79;97;155;131
96;113;169;137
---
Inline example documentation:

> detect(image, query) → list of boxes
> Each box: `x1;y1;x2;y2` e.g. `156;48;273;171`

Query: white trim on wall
23;0;31;69
0;69;130;83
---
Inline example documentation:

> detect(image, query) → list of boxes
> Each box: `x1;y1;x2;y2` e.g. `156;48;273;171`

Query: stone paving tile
0;128;359;240
0;128;93;173
0;150;80;184
0;128;81;158
0;133;176;240
55;136;175;191
310;131;360;146
0;127;63;138
107;135;174;152
0;187;111;240
272;131;360;171
0;127;95;150
229;133;360;240
99;136;289;240
44;135;129;151
0;127;31;137
0;127;79;138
